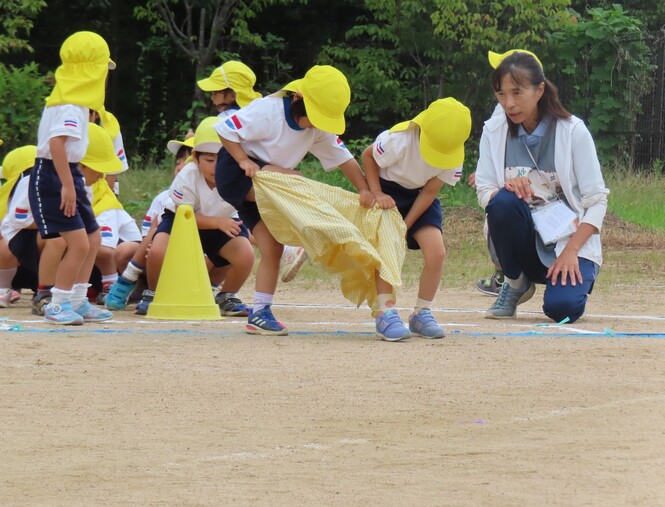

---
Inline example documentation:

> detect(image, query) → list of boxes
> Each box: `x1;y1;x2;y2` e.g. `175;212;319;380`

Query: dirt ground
1;280;665;506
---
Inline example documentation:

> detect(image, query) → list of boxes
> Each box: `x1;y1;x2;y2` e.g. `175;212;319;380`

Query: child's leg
55;229;92;290
68;230;112;322
374;271;410;342
95;245;118;291
218;236;254;293
33;237;66;315
145;232;170;291
115;241;139;274
0;238;18;307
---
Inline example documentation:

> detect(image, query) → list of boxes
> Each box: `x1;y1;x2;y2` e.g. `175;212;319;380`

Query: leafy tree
0;0;45;54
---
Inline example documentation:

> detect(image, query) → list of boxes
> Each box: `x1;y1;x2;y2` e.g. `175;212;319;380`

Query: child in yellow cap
362;98;471;341
141;117;254;316
28;31;117;325
214;65;375;335
0;146;67;309
197;61;262;116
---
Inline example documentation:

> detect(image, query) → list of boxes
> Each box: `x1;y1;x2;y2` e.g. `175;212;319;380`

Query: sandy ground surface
1;280;665;506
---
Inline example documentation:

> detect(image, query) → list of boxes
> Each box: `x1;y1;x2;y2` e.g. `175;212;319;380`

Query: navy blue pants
486;188;597;323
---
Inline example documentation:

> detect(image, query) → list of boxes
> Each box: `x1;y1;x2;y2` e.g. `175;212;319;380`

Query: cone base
147;302;222;321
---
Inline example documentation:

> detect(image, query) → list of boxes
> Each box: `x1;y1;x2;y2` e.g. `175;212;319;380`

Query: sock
102;273;118;291
122;260;144;282
253;291;274;313
71;283;90;308
51;287;75;305
414;298;433;313
377;293;395;313
0;267;17;287
505;272;529;290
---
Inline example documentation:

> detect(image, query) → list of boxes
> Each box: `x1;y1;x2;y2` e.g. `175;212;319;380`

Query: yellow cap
97;106;120;138
193;117;223;153
282;65;350;134
0;145;37;181
390;98;471;169
197;61;262;107
166;136;196;155
488;49;543;70
0;139;3;146
60;31;115;69
80;123;124;174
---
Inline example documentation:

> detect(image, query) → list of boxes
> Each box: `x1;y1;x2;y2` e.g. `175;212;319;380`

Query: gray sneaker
485;281;536;319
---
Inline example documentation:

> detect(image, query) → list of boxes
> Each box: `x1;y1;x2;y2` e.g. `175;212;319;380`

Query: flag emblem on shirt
375;141;385;155
101;225;113;238
224;115;243;131
117;148;126;162
454;170;462;179
336;137;347;149
63;119;78;128
173;189;184;201
142;216;152;228
14;207;28;220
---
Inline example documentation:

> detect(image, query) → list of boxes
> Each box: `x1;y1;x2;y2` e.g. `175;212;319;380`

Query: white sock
414;298;432;313
377;293;395;313
0;267;17;287
505;272;529;290
123;260;144;282
253;291;274;313
51;287;74;305
71;283;90;308
102;273;118;287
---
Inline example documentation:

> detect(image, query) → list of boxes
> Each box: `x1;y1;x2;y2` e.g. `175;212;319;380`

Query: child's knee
543;292;587;323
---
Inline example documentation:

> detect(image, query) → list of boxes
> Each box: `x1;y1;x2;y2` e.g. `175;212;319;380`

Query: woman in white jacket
475;51;609;323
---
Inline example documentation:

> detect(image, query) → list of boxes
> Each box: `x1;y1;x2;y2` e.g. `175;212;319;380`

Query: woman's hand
504;177;533;201
547;249;582;286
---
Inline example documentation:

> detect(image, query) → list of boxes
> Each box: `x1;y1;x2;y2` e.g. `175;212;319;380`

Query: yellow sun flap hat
193;117;223;154
45;31;115;112
81;123;124;174
488;49;543;70
390;98;471;169
0;145;37;219
97;106;120;138
197;61;262;107
166;136;196;155
282;65;351;135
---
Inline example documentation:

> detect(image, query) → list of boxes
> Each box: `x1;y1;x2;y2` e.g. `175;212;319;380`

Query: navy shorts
156;209;249;267
8;229;40;273
215;148;266;232
29;158;99;239
379;177;443;250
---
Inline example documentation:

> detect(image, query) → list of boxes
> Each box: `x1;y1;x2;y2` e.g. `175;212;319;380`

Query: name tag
531;200;578;244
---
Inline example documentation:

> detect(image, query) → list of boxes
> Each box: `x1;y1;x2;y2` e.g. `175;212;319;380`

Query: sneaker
408;309;445;339
10;290;21;303
96;284;111;306
74;300;113;322
31;289;52;316
135;289;154;316
475;271;504;296
485;281;536;319
246;305;288;335
375;309;411;342
105;276;138;311
0;288;12;308
215;292;250;317
44;301;84;325
280;246;308;283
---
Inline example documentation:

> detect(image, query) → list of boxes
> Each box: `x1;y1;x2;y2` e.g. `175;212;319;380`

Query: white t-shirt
372;128;462;190
36;104;89;162
213;95;353;171
142;190;169;237
113;130;129;171
164;161;238;218
0;177;33;242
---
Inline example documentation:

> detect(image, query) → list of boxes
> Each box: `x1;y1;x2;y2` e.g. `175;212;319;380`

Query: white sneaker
280;246;308;283
0;288;12;308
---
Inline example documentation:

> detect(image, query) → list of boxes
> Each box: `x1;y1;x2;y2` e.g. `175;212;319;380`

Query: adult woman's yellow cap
197;61;262;107
0;145;37;181
80;123;124;174
193;117;223;153
282;65;351;135
488;49;543;70
166;136;196;155
390;98;471;169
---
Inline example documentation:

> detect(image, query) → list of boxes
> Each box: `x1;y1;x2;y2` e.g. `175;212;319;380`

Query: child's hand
239;159;261;178
219;217;243;238
373;191;396;209
358;188;376;208
60;184;77;217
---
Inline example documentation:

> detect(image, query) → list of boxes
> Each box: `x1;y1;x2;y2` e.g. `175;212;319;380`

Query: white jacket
475;114;609;266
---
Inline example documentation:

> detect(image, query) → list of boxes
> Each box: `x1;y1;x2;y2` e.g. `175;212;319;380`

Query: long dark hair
491;52;571;136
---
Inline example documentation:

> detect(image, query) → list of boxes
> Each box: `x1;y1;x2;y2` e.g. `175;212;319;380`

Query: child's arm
339;157;375;208
220;138;261;178
195;213;243;238
361;145;395;209
402;176;444;229
50;136;77;217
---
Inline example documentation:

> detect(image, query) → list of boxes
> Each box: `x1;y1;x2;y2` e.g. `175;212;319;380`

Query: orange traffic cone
147;205;221;320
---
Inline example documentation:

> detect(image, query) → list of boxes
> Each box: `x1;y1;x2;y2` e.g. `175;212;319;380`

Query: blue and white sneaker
105;276;137;310
44;301;84;326
246;305;288;335
485;282;536;319
74;300;113;322
375;309;411;342
409;309;445;339
215;292;250;317
135;290;154;316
